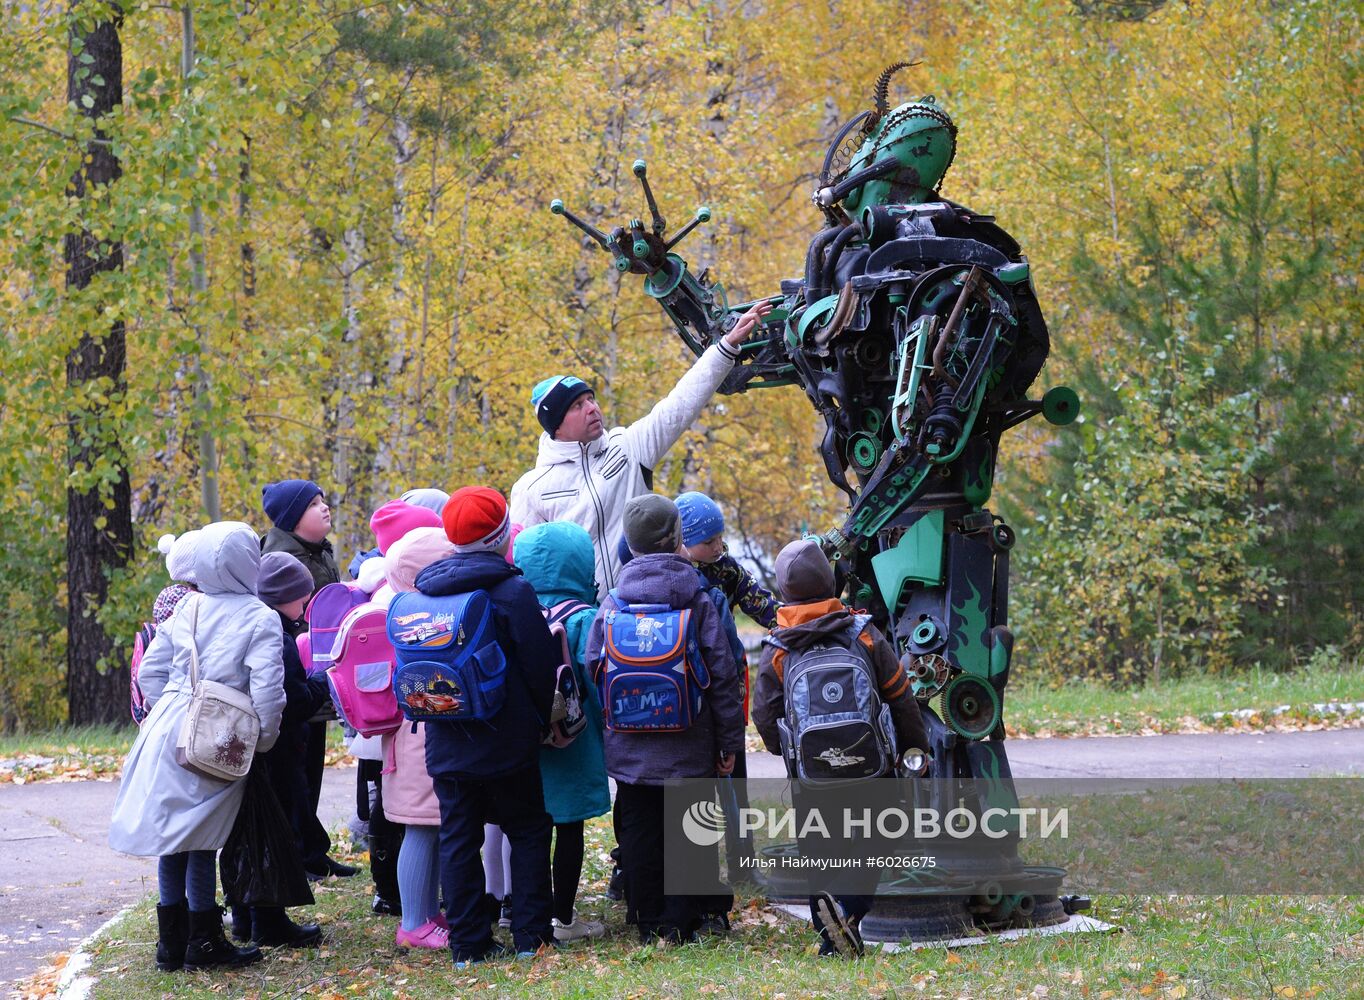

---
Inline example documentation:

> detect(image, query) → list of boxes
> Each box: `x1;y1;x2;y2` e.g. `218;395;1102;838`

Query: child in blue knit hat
675;492;780;629
261;479;341;594
259;478;355;884
673;491;776;912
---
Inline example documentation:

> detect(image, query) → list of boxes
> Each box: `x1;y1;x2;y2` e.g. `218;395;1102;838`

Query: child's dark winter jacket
586;552;745;783
270;612;331;754
413;550;558;780
753;599;928;755
697;552;779;628
261;527;340;594
258;611;331;844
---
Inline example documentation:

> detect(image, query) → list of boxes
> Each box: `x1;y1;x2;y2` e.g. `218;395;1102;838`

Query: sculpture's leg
858;480;1074;940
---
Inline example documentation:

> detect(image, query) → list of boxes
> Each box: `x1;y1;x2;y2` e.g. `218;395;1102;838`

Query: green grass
1005;660;1364;737
0;722;134;757
0;723;133;781
64;817;1364;999
0;721;354;783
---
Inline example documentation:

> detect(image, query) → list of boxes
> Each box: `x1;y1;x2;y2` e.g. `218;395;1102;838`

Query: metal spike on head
871;60;921;122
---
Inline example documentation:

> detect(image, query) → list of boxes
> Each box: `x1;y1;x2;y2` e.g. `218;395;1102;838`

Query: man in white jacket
510;301;772;600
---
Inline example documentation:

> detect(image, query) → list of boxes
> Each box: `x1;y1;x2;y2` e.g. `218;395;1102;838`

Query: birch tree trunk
182;4;220;520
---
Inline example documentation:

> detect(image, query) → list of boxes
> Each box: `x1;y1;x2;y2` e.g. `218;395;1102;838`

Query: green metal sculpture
553;63;1083;936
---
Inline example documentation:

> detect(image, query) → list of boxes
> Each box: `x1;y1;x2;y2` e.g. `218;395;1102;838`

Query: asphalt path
3;727;1362;990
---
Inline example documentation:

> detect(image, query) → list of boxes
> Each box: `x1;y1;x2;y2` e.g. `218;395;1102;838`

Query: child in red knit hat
410;485;559;967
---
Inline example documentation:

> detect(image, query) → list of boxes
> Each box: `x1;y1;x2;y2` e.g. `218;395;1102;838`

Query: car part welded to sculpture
552;64;1085;938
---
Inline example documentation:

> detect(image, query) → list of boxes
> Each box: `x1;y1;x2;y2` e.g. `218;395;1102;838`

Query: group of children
111;473;928;972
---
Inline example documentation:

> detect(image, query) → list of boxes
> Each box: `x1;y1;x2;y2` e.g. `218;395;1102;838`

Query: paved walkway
4;728;1362;990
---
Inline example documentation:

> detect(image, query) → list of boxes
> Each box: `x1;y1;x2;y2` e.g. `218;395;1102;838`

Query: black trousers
615;781;714;942
793;785;878;939
301;720;331;868
358;758;404;903
431;765;553;959
721;753;757;881
551;820;585;924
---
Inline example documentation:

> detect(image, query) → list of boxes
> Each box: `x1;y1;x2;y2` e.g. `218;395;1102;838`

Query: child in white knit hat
153;530;202;625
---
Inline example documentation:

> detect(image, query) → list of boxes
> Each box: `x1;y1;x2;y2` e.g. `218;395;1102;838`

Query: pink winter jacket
381;723;440;826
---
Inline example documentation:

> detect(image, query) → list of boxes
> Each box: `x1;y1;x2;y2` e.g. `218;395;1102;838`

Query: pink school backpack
304;582;369;676
129;621;158;724
326;602;404;737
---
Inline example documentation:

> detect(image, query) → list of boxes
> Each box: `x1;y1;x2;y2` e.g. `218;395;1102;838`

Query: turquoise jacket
513;522;612;824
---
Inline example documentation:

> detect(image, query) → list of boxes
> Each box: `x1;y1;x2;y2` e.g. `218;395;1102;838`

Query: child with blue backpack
586;494;745;944
513;521;612;942
399;486;559;966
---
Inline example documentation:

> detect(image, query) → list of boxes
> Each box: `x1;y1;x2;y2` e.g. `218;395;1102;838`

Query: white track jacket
510;341;741;600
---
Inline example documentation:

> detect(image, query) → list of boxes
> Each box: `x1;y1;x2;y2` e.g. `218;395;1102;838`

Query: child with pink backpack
380;526;459;948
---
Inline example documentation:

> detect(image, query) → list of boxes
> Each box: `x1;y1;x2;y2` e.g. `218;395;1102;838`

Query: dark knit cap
257;551;315;606
623;494;682;556
775;539;836;603
262;479;323;532
530;375;593;436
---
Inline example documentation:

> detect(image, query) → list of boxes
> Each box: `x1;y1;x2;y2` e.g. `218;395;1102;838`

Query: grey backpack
767;615;898;785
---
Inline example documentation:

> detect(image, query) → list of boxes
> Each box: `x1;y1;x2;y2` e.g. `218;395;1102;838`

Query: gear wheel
907;652;951;700
938;675;1002;740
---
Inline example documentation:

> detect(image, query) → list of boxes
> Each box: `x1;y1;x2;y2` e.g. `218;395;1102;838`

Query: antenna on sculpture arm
632;160;666;237
549;200;612;251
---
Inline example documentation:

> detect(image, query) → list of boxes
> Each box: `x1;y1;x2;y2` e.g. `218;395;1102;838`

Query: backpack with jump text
386;589;508;723
597;591;710;733
326;602;404;737
542;599;591;748
766;614;897;785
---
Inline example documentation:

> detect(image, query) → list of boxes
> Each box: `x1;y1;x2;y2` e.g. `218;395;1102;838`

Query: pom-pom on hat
530;375;593;436
256;551;315;607
261;479;324;532
676;492;725;548
387;527;456;593
775;539;836;603
442;486;511;553
159;530;203;585
369;500;442;555
623;494;682;556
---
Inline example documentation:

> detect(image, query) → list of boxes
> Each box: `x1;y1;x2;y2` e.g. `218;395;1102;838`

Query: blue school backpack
597;592;710;732
385;589;508;723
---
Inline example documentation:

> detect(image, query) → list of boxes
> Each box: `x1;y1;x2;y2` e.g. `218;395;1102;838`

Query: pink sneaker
395;919;450;950
433;911;449;930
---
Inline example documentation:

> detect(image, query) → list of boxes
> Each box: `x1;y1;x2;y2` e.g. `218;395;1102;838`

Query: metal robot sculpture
552;64;1083;938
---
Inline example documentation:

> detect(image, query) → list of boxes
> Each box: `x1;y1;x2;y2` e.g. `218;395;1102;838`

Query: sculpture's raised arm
551;160;794;394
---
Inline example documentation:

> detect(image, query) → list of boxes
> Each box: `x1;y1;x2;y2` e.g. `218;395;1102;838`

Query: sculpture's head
820;63;957;215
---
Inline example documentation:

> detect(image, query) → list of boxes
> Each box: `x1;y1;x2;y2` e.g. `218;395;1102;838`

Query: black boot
251;906;323;948
155;900;189;972
229;903;252;941
184;908;262;970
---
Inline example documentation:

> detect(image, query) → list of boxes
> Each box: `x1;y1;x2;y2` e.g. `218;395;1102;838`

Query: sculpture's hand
723;300;775;349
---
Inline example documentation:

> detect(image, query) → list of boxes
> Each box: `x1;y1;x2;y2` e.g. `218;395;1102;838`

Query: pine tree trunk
64;4;132;725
